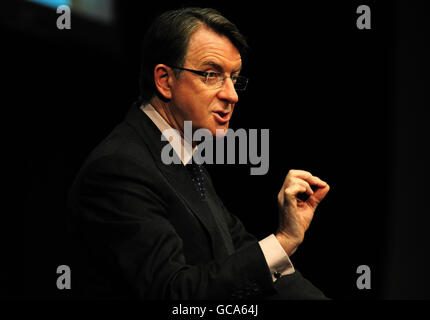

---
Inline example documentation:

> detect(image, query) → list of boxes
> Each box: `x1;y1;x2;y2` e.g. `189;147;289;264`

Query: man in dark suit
67;7;330;299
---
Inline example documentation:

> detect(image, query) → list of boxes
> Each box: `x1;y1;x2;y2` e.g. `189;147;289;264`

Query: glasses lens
234;76;248;91
204;73;248;91
205;73;220;86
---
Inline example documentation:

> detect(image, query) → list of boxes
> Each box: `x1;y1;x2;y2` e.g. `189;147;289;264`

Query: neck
149;97;197;148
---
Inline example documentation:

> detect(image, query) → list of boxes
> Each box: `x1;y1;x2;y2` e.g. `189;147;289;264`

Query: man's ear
153;64;173;100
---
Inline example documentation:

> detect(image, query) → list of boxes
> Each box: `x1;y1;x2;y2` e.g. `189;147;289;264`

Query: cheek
178;90;222;130
192;96;215;121
191;104;210;123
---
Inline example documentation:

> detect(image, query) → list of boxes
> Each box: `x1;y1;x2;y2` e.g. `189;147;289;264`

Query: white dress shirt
140;103;295;281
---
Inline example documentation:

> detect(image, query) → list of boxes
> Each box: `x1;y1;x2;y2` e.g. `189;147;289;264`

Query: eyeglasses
169;66;249;91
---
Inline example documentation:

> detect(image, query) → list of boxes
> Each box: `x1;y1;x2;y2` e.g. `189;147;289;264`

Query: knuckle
288;169;298;176
284;188;294;197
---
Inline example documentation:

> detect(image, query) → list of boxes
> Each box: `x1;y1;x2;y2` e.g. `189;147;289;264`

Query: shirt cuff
259;234;295;282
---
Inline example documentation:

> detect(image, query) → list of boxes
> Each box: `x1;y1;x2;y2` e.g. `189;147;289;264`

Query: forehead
185;26;242;70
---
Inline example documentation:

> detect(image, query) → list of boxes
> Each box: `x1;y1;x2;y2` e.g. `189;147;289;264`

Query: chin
213;124;229;137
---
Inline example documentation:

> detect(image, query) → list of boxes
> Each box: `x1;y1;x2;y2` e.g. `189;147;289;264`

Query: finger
313;184;330;201
306;175;328;188
309;184;330;206
284;184;307;200
289;169;312;180
281;169;309;188
292;178;314;196
293;173;327;189
289;175;325;194
289;170;327;187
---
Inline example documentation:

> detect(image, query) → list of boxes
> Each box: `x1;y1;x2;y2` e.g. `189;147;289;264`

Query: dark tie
187;163;206;200
186;162;235;256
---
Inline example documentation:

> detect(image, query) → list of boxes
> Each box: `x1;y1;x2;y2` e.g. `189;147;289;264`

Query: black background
1;0;429;300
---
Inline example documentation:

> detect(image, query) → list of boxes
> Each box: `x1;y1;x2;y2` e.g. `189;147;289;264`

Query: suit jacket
67;103;327;300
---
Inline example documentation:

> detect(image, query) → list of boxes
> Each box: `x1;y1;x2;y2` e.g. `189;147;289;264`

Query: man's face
169;26;242;136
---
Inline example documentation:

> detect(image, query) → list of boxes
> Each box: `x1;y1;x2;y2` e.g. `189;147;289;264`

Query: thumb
308;184;330;207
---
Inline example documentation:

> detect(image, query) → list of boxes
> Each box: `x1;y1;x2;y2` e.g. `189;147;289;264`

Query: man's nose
218;77;239;104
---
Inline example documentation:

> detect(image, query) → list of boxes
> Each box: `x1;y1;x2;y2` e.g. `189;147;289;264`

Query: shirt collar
140;103;196;166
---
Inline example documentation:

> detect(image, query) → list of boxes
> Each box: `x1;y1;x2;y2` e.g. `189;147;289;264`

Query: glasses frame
169;66;248;91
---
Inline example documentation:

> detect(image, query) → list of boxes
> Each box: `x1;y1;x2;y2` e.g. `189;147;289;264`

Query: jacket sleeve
199;166;329;300
70;154;276;300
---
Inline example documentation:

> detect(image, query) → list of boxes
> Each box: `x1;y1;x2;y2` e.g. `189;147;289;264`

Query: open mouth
216;111;228;117
213;111;230;123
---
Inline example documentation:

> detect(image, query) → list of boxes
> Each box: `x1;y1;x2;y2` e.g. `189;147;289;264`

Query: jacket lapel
124;104;229;259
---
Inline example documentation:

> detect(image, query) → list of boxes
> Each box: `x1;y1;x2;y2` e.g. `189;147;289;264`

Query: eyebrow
200;61;242;73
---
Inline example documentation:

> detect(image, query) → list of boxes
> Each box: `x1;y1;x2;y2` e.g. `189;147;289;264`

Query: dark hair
138;7;248;103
